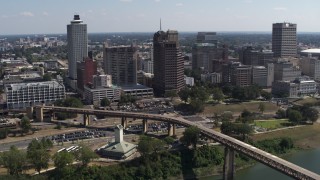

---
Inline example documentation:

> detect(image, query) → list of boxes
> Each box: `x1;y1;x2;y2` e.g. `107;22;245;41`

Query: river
200;148;320;180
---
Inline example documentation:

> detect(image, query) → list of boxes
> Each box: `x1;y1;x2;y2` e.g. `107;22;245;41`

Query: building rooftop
120;84;153;90
301;49;320;54
5;81;64;90
102;141;136;154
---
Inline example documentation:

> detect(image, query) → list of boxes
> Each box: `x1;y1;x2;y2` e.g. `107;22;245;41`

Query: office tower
103;45;137;86
77;57;97;92
153;30;184;96
192;32;228;72
272;22;297;58
5;81;65;109
196;32;217;44
67;14;88;80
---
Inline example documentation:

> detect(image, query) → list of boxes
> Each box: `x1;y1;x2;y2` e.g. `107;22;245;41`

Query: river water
200;148;320;180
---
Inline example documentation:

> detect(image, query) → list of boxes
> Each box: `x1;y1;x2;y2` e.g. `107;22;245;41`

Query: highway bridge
34;106;320;180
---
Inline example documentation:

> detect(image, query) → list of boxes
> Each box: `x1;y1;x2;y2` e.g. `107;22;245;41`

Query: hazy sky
1;0;320;35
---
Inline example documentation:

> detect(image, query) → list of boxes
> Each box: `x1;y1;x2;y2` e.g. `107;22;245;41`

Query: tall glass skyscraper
67;14;88;80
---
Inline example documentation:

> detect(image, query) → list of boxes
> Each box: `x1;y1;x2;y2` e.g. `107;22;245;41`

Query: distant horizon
1;31;320;37
1;1;320;35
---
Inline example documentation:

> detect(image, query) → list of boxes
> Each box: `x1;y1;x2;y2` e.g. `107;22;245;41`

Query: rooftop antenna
160;18;162;31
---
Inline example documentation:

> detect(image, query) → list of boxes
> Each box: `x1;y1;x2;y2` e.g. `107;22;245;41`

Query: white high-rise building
67;14;88;80
5;81;65;109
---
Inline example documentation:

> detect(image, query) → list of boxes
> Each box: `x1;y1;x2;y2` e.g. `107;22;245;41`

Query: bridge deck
41;106;320;180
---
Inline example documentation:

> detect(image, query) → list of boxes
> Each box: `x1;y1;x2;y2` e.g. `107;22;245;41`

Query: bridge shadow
179;148;198;180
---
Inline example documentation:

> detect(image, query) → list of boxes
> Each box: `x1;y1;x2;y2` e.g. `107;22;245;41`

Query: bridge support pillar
223;147;235;180
167;123;176;136
142;119;148;133
121;117;128;129
26;106;33;119
35;106;44;122
83;114;90;127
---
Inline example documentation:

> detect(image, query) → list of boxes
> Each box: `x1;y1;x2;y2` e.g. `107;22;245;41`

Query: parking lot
50;129;113;143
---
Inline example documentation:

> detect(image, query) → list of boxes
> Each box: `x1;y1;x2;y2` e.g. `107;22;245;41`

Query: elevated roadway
38;106;320;180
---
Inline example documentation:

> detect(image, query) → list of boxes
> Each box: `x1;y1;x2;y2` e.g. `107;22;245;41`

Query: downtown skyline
0;0;320;35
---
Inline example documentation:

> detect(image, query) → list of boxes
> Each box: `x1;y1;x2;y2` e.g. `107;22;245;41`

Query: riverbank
195;124;320;179
251;123;320;149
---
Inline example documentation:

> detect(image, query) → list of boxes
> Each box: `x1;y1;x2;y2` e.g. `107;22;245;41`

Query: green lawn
254;119;291;130
202;101;279;115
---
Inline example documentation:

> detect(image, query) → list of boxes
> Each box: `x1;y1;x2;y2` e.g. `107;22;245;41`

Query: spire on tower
160;18;162;31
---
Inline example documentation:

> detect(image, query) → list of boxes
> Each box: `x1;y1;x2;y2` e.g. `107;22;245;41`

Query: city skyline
1;0;320;35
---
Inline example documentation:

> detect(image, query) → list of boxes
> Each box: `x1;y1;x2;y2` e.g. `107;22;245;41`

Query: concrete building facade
231;65;252;87
272;22;297;58
77;57;97;92
300;57;320;81
5;81;65;109
103;45;137;86
84;85;121;105
240;47;274;66
274;60;301;81
153;30;184;96
67;15;88;80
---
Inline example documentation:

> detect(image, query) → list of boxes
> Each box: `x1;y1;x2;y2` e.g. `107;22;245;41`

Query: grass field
251;123;320;149
202;101;279;115
293;97;320;106
254;119;290;130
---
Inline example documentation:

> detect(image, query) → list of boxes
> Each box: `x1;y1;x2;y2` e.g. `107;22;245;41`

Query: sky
0;0;320;35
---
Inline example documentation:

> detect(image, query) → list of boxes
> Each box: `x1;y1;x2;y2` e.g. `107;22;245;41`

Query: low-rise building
97;124;137;159
184;76;194;86
84;85;121;105
272;77;317;98
201;72;222;84
121;84;154;99
5;81;65;109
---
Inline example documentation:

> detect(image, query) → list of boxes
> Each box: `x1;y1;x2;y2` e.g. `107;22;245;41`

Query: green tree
258;103;265;114
235;123;253;140
137;136;165;158
178;87;190;103
53;151;74;170
276;109;286;118
20;116;31;134
212;88;224;102
54;97;83;119
190;86;209;102
27;138;52;174
75;144;98;167
301;106;318;123
163;136;175;145
279;138;294;151
165;90;178;101
180;126;200;149
100;97;111;107
190;99;205;113
288;109;303;124
220;121;234;135
260;90;272;100
220;112;233;122
43;73;52;81
1;146;27;175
